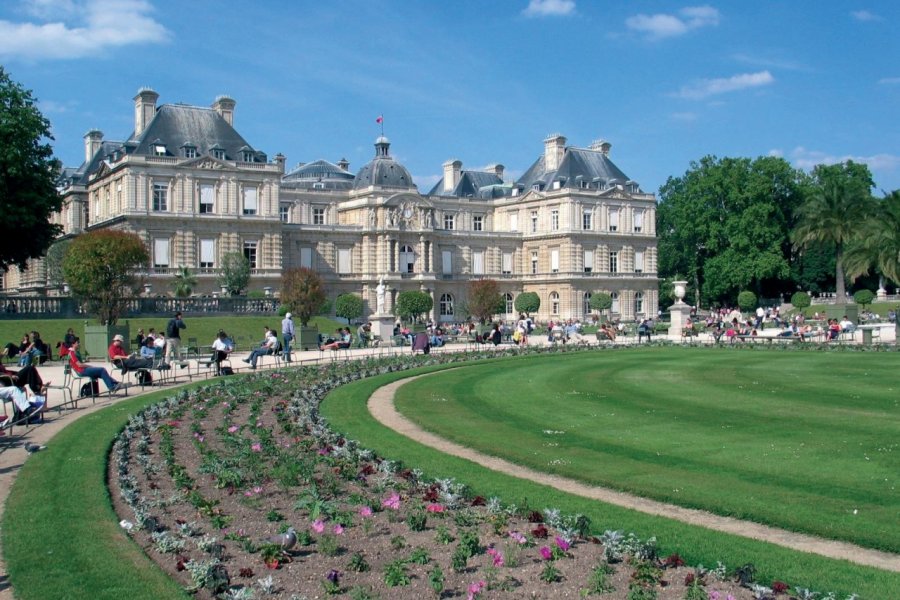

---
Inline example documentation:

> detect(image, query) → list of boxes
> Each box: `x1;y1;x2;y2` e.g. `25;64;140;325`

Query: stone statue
375;276;386;314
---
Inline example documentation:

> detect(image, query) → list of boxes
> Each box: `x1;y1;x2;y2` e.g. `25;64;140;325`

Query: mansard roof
60;140;125;187
128;104;264;162
516;146;635;192
427;170;506;199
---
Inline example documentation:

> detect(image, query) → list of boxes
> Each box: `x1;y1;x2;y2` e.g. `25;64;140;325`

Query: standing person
281;312;295;363
164;311;186;366
67;338;121;392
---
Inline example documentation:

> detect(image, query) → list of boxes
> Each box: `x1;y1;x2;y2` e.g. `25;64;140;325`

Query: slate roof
516;146;636;192
59;140;125;187
352;137;416;191
427;170;505;198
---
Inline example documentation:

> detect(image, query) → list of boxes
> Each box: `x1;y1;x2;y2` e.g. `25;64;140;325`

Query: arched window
611;292;619;313
439;293;454;317
635;292;644;315
505;293;514;315
550;291;560;315
583;292;592;317
400;245;415;273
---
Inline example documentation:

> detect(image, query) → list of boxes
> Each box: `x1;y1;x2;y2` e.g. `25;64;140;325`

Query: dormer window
213;149;225;160
242;150;254;162
153;144;166;156
183;146;197;159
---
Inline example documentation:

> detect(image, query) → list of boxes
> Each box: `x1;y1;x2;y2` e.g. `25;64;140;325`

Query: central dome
353;136;416;191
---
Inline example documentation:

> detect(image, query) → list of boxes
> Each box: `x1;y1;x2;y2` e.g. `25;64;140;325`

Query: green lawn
392;349;900;553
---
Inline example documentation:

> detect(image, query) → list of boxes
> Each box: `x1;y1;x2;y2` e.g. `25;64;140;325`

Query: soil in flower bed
108;369;787;599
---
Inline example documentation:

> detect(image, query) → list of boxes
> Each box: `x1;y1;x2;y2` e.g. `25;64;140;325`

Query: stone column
668;280;691;339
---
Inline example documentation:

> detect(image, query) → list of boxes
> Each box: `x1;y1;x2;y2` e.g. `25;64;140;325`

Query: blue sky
2;0;898;194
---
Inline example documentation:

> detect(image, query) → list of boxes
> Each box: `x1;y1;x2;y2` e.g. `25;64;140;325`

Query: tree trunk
693;270;701;309
835;245;846;301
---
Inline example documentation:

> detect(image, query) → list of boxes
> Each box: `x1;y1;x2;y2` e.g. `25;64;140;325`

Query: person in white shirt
211;330;234;375
242;328;278;369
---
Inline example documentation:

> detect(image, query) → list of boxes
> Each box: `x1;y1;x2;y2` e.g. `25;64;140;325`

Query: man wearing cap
281;312;295;363
108;334;154;371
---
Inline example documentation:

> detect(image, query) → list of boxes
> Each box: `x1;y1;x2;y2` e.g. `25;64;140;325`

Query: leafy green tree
0;67;65;272
737;290;757;312
280;267;326;326
62;230;149;325
467;279;504;324
395;290;433;323
843;190;900;287
513;291;540;316
853;289;875;308
589;292;613;322
218;252;250;296
44;239;71;289
170;266;197;298
793;161;875;301
657;155;807;307
335;293;363;324
791;241;836;295
790;291;811;312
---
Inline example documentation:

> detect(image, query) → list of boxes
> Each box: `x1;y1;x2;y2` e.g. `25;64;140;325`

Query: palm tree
170;266;198;298
792;177;873;301
843;190;900;287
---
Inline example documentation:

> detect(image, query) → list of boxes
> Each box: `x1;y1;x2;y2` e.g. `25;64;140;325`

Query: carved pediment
383;193;435;231
181;155;230;170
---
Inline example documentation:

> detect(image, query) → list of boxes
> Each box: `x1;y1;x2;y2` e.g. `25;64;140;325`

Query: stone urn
673;281;687;305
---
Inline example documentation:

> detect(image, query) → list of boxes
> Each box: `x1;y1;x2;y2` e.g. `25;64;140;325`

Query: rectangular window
582;210;592;230
635;250;644;273
610;251;618;273
443;213;455;230
530;211;538;233
550;248;559;273
633;209;644;232
152;183;168;212
502;252;512;275
442;250;452;275
337;248;351;274
609;208;619;232
531;251;538;274
612;293;620;313
153;239;169;268
242;187;258;215
584;250;594;273
509;213;518;232
312;207;325;225
184;147;197;159
199;184;215;214
551;209;559;231
199;239;215;268
243;241;258;269
279;205;289;222
300;247;312;268
473;251;484;275
473;215;483;231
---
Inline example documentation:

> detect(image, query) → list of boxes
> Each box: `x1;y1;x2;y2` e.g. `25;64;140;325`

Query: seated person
489;323;502;346
356;323;371;348
19;331;47;366
777;324;795;337
597;323;615;341
68;338;121;392
839;316;855;333
0;373;46;424
108;334;154;371
2;333;30;361
564;321;584;343
430;327;445;347
711;325;724;342
140;338;160;362
638;319;653;340
242;328;279;369
211;330;234;375
322;327;352;351
828;319;842;340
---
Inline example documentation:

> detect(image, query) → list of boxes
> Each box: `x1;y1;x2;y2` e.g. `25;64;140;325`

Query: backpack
137;370;153;386
80;380;99;398
219;366;234;376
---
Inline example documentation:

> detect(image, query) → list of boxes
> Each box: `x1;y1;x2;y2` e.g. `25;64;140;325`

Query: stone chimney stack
488;163;505;181
337;158;350;172
133;88;159;137
589;139;612;157
543;134;567;171
443;159;462;192
212;95;236;126
84;129;103;163
274;153;286;173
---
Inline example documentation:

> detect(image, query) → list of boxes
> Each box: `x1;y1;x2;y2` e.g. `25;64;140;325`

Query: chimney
488;163;505;182
274;153;286;173
337;158;350;172
212;95;236;126
133;88;159;137
83;129;103;163
442;159;462;192
543;134;566;171
589;139;612;157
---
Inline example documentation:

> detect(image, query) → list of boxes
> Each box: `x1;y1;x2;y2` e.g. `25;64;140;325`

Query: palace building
6;88;659;323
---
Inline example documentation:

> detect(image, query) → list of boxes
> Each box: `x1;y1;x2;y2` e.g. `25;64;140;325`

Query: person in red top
107;334;153;371
68;338;120;392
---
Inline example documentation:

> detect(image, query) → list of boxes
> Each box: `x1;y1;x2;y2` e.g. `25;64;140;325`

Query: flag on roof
376;115;383;124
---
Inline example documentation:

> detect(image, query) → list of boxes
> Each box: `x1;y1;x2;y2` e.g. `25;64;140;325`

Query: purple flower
311;519;325;534
227;425;239;433
358;506;373;518
554;536;570;552
382;492;401;510
326;569;340;584
333;524;344;535
509;531;527;545
539;546;552;560
251;442;262;452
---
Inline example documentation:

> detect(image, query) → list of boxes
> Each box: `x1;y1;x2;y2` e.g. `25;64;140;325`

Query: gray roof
352;137;416;191
60;140;125;187
516;146;635;192
428;170;505;198
128;104;264;162
282;159;355;190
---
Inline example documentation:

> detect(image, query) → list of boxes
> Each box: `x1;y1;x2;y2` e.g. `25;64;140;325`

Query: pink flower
382;492;401;510
539;546;552;560
466;580;486;600
554;536;570;552
244;490;254;497
426;503;445;513
487;547;504;567
509;531;527;545
358;506;373;518
333;524;344;535
708;592;720;600
727;596;735;600
253;486;263;494
227;425;239;433
251;442;262;452
311;519;325;534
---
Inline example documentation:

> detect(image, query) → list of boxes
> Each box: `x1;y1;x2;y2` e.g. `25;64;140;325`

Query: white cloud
767;149;784;158
626;5;719;39
788;146;900;173
522;0;575;18
0;0;169;61
670;111;698;122
731;53;806;72
851;10;881;22
675;70;774;99
878;77;900;85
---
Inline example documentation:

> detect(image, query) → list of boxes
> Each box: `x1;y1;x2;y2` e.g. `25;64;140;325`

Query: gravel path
368;375;900;573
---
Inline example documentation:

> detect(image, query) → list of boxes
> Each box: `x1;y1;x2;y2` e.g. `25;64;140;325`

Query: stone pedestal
370;314;396;344
668;303;692;338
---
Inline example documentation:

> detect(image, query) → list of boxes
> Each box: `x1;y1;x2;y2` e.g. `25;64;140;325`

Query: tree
62;230;149;325
853;289;875;308
737;290;757;312
467;279;504;324
843;190;900;287
335;293;363;325
589;292;613;322
395;290;433;323
514;291;540;316
170;266;197;298
790;291;811;312
218;252;250;296
0;67;64;272
657;155;807;307
793;161;875;301
44;239;71;289
280;267;326;326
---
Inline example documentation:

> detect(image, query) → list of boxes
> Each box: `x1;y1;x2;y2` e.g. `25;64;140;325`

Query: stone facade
7;89;658;323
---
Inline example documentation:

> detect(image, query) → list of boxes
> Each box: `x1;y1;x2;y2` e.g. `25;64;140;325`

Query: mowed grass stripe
394;349;899;553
